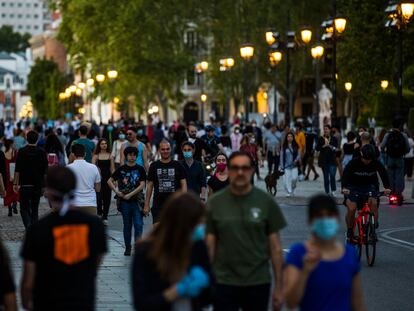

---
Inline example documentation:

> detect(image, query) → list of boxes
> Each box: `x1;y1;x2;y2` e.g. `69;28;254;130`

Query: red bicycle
349;191;384;267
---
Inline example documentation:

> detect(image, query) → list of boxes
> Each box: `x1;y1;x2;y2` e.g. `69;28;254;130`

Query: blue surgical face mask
137;129;144;136
191;224;206;241
119;134;125;140
107;125;113;132
183;151;193;159
311;217;339;240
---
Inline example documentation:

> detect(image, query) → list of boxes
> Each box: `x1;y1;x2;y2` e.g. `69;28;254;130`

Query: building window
9;2;13;7
9;14;14;18
1;13;5;18
26;25;31;30
26;14;31;18
185;31;197;49
18;25;23;29
26;3;30;7
34;25;39;30
18;14;22;18
1;3;5;7
17;2;22;7
34;14;39;18
34;3;38;8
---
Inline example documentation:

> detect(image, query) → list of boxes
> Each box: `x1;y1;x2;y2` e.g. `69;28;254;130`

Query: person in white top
111;130;126;169
404;131;414;180
230;125;243;152
67;143;101;215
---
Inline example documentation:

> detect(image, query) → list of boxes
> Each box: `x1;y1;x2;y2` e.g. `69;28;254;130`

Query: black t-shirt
201;135;222;157
111;164;146;201
21;210;107;311
189;137;207;162
15;145;48;189
0;245;15;307
147;160;186;209
220;136;231;148
342;158;390;189
207;175;229;193
343;142;356;155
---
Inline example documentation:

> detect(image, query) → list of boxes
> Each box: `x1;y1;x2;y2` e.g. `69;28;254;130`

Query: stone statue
318;84;333;133
318;84;332;114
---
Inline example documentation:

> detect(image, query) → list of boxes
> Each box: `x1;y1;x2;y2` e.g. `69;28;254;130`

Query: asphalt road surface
107;187;414;311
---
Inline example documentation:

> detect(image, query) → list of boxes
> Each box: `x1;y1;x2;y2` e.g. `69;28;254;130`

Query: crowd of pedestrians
0;115;412;310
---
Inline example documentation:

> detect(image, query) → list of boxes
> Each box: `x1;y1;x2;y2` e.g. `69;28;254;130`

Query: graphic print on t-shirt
157;168;176;193
53;224;90;265
119;168;140;194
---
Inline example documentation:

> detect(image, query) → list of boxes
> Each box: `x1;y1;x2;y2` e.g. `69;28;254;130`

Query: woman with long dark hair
132;192;212;311
3;140;18;216
92;138;115;225
207;153;229;197
280;132;301;197
44;133;66;166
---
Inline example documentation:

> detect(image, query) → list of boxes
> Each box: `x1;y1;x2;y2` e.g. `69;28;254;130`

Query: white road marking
378;227;414;251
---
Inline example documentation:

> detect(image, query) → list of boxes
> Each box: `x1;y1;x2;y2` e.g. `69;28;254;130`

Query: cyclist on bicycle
342;144;391;240
201;125;225;159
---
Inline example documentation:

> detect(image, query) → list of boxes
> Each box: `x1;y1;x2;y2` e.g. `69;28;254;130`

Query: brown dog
265;171;284;196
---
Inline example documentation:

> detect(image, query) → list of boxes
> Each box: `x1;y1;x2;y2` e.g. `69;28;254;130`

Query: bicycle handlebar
347;190;386;198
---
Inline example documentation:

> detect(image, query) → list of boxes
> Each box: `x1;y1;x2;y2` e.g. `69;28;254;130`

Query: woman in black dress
92;138;115;225
207;153;229;197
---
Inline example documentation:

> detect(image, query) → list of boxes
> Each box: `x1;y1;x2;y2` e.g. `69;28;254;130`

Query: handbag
9;162;15;182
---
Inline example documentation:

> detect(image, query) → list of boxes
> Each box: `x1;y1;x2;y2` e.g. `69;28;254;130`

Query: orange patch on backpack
53;225;90;265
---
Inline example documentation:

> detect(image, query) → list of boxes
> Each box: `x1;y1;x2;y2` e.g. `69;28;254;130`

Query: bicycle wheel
353;222;363;261
365;214;377;267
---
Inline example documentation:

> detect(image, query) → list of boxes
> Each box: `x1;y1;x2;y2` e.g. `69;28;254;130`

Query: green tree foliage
51;0;201;120
50;0;414;121
28;59;67;119
338;0;414;114
0;26;31;53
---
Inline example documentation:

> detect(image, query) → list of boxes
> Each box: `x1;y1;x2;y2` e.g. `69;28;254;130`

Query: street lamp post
385;1;414;117
269;50;283;125
107;69;118;121
322;3;347;124
219;57;235;122
96;73;106;123
240;43;254;123
86;78;94;121
195;61;208;122
344;82;353;129
265;27;312;126
311;43;325;129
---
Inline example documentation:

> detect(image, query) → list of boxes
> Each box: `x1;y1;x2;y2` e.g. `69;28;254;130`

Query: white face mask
188;137;196;144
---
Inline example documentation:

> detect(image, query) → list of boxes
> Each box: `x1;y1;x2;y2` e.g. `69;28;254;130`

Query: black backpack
385;131;406;158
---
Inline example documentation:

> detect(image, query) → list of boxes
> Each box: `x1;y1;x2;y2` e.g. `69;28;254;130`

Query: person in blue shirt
284;194;366;311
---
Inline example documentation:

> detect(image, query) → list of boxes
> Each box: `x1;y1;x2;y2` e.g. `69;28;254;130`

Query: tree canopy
28;59;68;119
50;0;414;120
0;26;31;53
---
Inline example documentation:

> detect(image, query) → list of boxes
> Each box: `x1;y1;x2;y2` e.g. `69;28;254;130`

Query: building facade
0;0;51;36
0;50;32;120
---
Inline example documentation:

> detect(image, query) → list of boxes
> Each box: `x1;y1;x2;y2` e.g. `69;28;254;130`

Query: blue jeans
120;200;143;248
322;164;337;194
385;156;405;195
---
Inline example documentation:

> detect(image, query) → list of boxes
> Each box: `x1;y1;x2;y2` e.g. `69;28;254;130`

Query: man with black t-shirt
13;130;48;228
188;125;207;162
108;146;146;256
144;140;187;223
20;166;107;311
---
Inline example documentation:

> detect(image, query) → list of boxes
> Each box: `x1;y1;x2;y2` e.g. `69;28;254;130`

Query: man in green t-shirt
206;151;287;311
70;125;95;163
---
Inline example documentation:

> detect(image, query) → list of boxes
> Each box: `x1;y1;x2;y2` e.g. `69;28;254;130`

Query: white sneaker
286;193;291;198
330;191;337;197
102;219;109;226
